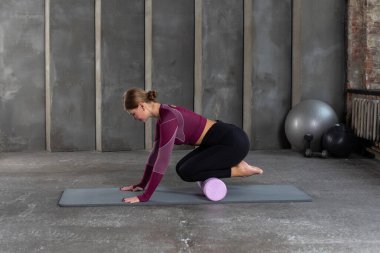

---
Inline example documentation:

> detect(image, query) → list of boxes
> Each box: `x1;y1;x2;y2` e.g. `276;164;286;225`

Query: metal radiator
351;98;380;142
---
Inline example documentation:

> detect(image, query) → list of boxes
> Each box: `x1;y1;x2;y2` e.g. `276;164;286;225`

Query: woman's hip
201;121;250;150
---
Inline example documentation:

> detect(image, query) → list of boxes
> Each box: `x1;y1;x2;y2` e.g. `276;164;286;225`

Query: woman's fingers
122;196;140;203
132;187;143;192
120;185;133;191
120;185;143;192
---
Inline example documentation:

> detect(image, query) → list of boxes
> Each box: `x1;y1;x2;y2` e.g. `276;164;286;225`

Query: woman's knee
176;163;195;182
233;128;250;160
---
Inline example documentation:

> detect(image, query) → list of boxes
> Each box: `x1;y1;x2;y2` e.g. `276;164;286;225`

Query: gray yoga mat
58;184;312;206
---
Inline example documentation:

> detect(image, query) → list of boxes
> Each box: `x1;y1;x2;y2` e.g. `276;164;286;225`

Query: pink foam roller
198;178;227;201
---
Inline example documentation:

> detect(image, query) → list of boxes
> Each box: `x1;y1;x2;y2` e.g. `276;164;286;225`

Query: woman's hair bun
147;90;157;101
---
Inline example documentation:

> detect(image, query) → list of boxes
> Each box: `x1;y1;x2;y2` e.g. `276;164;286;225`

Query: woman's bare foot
231;160;263;177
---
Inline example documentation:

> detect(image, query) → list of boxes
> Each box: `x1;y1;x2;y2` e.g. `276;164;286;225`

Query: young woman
121;88;263;203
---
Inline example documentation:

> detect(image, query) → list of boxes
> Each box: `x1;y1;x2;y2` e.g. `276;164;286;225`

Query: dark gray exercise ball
285;99;338;151
322;124;356;158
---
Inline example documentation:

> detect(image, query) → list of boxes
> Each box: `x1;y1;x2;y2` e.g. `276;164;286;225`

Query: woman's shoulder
160;104;182;114
159;104;178;122
161;104;178;110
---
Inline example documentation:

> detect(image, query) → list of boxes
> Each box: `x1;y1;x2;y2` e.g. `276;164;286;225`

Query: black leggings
176;121;250;182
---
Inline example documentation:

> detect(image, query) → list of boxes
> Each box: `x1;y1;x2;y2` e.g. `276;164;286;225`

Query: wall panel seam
95;0;102;151
194;0;202;115
45;0;51;151
145;0;153;150
292;0;302;107
243;0;253;143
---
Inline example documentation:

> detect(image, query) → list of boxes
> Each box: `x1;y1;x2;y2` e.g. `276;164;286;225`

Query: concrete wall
299;0;346;120
101;0;145;151
250;0;292;149
202;0;244;126
0;0;348;151
152;0;194;108
152;0;195;149
48;0;95;151
0;0;45;151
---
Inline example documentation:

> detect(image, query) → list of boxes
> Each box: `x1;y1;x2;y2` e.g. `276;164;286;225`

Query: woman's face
127;103;148;122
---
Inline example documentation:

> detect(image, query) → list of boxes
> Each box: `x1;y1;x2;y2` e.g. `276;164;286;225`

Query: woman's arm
133;140;159;189
136;117;178;202
128;121;160;189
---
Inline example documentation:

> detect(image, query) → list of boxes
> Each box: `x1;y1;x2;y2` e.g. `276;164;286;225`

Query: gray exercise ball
285;99;338;151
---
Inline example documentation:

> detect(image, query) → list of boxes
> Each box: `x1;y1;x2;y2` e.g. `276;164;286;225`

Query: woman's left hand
122;196;140;203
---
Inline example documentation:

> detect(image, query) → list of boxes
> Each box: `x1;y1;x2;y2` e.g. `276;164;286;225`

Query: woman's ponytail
146;90;158;102
123;88;158;110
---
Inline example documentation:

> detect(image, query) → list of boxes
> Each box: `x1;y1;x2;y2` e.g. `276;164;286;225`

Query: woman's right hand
120;185;143;192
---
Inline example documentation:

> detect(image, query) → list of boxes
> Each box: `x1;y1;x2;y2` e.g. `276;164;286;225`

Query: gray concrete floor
0;150;380;253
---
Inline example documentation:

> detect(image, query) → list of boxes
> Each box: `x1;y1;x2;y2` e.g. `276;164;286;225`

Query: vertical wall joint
194;0;203;114
243;0;253;142
45;0;51;152
95;0;102;151
292;0;302;107
145;0;153;150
